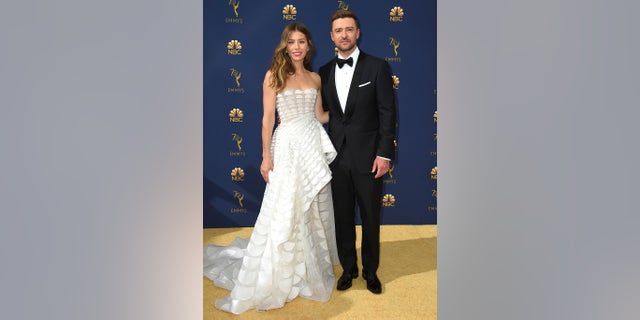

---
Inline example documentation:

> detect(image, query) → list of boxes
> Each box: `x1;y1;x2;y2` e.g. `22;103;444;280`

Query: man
319;9;397;295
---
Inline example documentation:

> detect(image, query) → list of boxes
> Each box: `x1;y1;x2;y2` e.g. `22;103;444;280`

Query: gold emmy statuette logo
227;68;244;93
225;0;243;23
230;190;248;213
229;0;240;17
229;108;244;122
384;162;396;184
432;189;438;198
392;75;400;89
231;167;245;181
227;40;243;55
389;37;400;57
430;166;438;180
389;6;404;22
337;1;349;11
433;110;438;123
282;5;297;20
229;68;242;87
382;194;396;207
232;133;243;151
233;190;244;207
230;133;246;156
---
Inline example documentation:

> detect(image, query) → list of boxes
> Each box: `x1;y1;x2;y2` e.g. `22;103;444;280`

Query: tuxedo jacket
319;51;397;173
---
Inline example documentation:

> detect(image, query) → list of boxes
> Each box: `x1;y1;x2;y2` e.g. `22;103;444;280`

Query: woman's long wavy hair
268;22;315;92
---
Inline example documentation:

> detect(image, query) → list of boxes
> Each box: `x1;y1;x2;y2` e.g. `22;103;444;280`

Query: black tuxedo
319;51;397;276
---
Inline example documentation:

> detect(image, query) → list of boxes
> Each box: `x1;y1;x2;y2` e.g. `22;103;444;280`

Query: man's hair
330;9;360;29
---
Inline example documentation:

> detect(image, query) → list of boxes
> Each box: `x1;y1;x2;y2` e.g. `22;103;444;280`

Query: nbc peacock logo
231;167;245;182
389;6;404;22
282;5;297;20
382;194;396;207
227;40;242;55
392;75;400;89
229;108;244;122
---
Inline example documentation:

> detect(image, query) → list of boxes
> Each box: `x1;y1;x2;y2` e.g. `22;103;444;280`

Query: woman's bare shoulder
310;72;321;89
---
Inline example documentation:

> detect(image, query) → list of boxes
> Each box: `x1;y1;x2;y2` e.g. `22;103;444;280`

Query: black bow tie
336;57;353;68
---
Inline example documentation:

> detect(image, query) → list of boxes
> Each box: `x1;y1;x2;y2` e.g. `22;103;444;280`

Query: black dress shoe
363;272;382;294
336;270;358;291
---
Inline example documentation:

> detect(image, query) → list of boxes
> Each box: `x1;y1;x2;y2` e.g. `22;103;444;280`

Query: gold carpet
203;225;436;320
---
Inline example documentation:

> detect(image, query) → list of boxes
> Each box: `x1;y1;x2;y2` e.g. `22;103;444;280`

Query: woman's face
286;30;309;62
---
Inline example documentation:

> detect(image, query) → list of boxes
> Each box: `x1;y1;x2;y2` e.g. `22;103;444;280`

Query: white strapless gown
204;89;339;314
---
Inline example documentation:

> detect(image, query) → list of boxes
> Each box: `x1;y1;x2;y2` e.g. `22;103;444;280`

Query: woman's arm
312;73;329;124
260;71;277;183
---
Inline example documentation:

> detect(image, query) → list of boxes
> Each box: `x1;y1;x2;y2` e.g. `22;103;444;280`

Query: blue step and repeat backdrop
204;1;437;228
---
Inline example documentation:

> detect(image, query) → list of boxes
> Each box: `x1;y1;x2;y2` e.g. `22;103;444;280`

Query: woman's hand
260;158;274;183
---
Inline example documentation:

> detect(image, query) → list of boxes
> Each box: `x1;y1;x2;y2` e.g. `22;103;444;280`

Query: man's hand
371;157;390;179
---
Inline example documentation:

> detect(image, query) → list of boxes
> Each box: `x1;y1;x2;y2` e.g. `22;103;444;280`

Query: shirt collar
338;46;360;66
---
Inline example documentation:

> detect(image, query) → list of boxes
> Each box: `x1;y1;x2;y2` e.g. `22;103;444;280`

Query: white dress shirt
335;47;360;112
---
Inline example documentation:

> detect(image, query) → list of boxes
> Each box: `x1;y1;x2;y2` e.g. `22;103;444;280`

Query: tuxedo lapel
343;53;366;120
327;60;344;117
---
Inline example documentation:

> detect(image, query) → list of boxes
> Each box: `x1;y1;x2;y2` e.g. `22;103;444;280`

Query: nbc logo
389;7;404;22
382;194;396;207
229;108;244;122
231;167;245;181
282;5;297;20
227;40;242;55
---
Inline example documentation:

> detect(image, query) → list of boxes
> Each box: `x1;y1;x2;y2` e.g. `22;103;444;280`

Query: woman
203;22;338;315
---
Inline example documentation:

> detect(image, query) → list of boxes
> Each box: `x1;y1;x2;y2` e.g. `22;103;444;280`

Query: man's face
330;17;359;54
